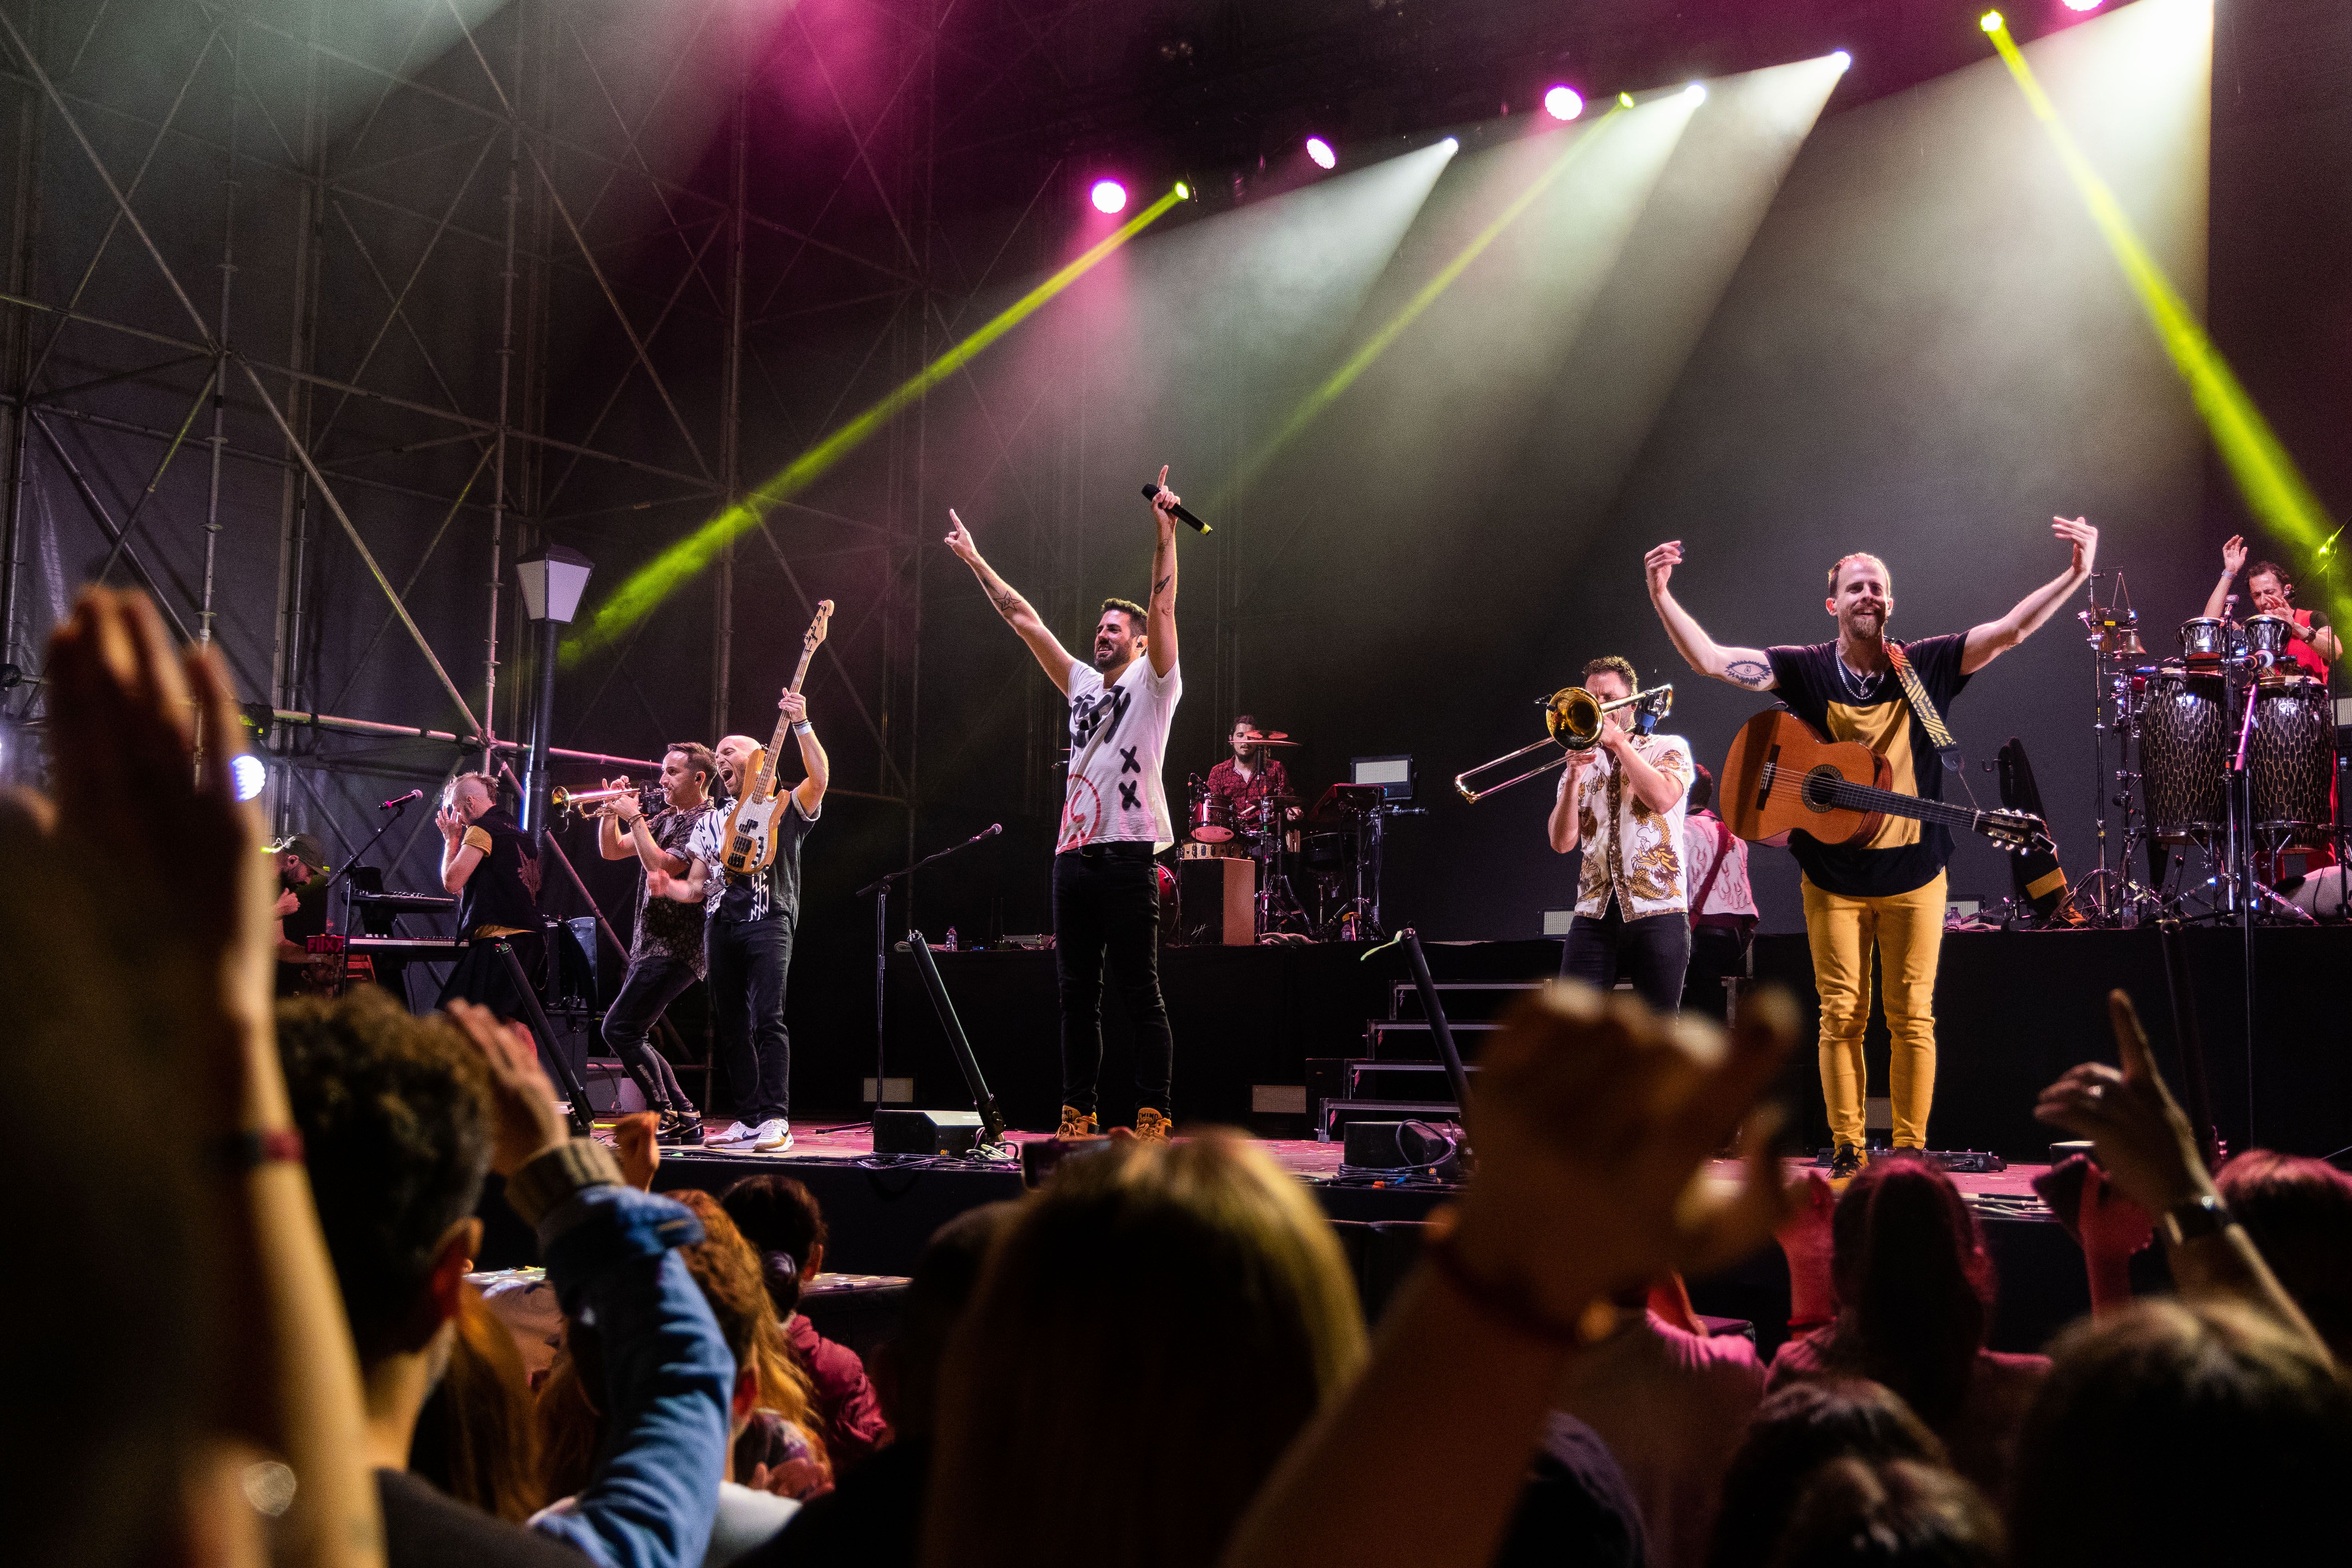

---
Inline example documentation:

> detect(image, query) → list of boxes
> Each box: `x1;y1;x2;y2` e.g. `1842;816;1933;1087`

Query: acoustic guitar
1719;708;2051;856
720;600;834;876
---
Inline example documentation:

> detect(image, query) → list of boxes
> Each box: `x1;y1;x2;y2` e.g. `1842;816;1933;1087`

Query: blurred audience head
2214;1148;2352;1359
875;1201;1016;1440
277;988;492;1367
2009;1298;2352;1566
721;1173;830;1318
1689;764;1716;813
1830;1155;1992;1431
1764;1456;2002;1568
925;1131;1368;1568
1709;1378;1947;1568
407;1288;544;1521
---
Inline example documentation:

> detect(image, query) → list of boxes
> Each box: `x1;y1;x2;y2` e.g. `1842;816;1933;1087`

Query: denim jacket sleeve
525;1178;733;1568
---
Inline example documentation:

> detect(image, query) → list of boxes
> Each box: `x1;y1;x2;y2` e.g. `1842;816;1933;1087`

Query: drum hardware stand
2073;573;2172;926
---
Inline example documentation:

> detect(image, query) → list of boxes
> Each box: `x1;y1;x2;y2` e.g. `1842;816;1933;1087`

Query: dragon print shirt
1570;732;1695;920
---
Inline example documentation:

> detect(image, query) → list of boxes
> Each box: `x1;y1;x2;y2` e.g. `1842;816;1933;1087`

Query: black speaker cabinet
874;1108;984;1156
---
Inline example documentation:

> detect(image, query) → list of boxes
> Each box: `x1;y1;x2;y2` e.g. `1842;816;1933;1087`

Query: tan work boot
1057;1105;1097;1139
1134;1107;1171;1143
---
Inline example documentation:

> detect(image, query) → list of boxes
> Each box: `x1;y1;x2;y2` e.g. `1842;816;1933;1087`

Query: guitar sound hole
1801;767;1842;813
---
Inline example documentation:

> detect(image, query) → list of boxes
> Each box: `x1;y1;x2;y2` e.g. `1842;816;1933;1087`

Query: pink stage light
1305;136;1336;170
2062;0;2103;10
1542;85;1583;122
1089;179;1128;214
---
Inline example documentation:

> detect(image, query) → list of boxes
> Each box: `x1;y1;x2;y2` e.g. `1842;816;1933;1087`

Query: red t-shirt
2283;608;2330;681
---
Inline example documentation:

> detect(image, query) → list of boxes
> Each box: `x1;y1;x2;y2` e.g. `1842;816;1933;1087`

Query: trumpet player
1544;656;1696;1013
593;742;722;1146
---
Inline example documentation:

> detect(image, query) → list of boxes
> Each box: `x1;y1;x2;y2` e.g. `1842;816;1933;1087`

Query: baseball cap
267;832;328;871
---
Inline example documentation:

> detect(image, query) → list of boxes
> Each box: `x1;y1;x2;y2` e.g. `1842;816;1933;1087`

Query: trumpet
550;782;668;818
1453;684;1674;803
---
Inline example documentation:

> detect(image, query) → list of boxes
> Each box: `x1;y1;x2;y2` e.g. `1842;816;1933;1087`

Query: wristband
2160;1192;2234;1248
216;1127;305;1172
792;721;813;736
1423;1228;1602;1349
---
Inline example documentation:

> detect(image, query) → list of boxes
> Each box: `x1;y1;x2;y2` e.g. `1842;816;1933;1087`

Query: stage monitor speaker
1343;1119;1461;1171
1176;855;1254;945
874;1108;984;1156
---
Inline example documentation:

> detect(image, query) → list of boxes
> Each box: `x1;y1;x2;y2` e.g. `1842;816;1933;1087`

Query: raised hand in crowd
1221;982;1798;1568
445;999;567;1178
613;1112;662;1193
15;586;384;1568
2035;990;2326;1361
1773;1171;1839;1333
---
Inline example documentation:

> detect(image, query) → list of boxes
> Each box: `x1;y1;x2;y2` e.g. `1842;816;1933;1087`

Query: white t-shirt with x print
1059;655;1181;854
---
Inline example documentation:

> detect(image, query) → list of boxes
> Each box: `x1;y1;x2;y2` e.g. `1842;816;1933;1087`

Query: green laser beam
568;187;1187;662
1986;17;2346;621
1217;111;1626;506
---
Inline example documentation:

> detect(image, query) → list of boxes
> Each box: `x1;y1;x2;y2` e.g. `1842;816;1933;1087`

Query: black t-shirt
455;805;543;937
1765;633;1971;899
376;1468;583;1568
689;795;818;925
1490;1414;1648;1568
274;870;333;996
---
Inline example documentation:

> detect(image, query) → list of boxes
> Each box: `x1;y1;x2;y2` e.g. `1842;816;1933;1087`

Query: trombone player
1544;655;1696;1012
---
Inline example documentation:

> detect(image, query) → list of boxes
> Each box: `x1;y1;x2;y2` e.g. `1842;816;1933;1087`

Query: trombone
1453;684;1674;803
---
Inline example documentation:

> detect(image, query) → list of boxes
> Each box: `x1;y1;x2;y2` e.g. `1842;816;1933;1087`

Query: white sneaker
708;1120;758;1147
752;1117;793;1152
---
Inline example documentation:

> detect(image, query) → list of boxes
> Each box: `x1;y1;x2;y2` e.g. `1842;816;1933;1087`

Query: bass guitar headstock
806;599;834;653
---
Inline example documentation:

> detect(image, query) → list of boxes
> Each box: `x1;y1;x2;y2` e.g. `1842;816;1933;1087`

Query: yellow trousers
1801;871;1946;1150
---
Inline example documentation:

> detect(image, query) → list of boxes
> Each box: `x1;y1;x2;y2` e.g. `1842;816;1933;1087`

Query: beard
1092;643;1125;671
1845;606;1885;640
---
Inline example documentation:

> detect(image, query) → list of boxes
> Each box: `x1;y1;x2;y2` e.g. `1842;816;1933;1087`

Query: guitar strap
1883;640;1963;773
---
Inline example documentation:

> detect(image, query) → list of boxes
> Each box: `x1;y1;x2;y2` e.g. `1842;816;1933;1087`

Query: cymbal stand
2072;573;2169;925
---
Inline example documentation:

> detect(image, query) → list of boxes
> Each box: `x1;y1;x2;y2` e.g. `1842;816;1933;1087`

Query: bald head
714;734;762;794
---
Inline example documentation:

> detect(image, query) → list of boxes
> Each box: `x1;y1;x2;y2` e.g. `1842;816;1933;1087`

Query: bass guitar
1719;708;2052;856
720;600;834;876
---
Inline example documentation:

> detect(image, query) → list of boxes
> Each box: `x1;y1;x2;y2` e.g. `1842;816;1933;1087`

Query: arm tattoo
988;586;1022;620
1153;573;1172;602
1726;659;1771;689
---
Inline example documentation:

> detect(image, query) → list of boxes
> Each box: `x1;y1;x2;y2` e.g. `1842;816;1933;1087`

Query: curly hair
276;987;493;1363
1583;655;1639;694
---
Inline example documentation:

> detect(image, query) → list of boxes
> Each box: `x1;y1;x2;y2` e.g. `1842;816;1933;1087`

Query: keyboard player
269;832;333;997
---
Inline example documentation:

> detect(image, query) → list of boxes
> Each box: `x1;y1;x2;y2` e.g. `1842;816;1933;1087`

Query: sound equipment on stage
902;931;1007;1149
348;887;457;917
873;1108;986;1156
1341;1119;1462;1174
1176;853;1254;946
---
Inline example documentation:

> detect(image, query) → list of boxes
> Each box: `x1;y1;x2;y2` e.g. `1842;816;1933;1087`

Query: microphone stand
325;796;417;995
853;825;1003;1123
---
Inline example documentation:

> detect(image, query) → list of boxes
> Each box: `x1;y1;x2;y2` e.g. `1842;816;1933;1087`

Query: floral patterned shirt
631;804;714;976
1569;732;1694;920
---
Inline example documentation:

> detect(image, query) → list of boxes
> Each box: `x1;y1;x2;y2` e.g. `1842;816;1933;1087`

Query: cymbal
1239;734;1300;748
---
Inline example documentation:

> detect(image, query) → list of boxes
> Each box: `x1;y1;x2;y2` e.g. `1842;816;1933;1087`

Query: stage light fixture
230;753;266;802
1831;50;1852;72
1618;92;1635;108
1174;180;1191;200
1090;178;1127;214
2063;0;2102;10
1440;136;1459;153
1684;82;1708;104
1543;85;1583;121
1981;11;2004;32
1305;136;1337;170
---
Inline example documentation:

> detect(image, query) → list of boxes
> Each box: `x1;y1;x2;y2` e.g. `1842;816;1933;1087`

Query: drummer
1205;715;1295;823
2204;537;2339;674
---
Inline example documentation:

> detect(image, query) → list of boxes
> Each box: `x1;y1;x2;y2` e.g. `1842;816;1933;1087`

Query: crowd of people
14;585;2352;1568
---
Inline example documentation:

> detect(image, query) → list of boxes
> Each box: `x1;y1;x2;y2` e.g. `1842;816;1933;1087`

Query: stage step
1346;1059;1482;1099
1388;980;1545;1023
1367;1019;1502;1060
1319;1096;1462;1143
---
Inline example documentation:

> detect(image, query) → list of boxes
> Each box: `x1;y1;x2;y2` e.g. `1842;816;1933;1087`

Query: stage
466;1125;2108;1363
851;927;2352;1161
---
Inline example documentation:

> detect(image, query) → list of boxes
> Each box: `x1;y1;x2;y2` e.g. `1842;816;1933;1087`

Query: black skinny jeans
600;951;700;1113
707;914;794;1123
1560;898;1692;1015
1053;843;1175;1118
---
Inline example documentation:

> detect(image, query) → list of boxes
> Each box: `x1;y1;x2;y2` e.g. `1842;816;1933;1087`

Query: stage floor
642;1119;2057;1212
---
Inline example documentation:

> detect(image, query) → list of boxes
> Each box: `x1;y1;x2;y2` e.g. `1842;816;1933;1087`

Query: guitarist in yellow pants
1644;519;2096;1175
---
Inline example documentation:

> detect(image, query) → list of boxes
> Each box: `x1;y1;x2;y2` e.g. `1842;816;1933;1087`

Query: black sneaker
1829;1142;1864;1179
656;1110;706;1147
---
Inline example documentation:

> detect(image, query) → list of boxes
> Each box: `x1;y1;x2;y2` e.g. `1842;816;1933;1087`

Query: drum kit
1181;733;1398;940
2075;575;2344;926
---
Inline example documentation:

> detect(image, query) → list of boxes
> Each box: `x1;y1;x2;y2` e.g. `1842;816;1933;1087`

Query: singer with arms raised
1645;519;2094;1174
945;466;1186;1141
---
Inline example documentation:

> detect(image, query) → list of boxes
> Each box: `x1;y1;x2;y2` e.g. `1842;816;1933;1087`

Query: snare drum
2179;617;2229;665
2250;676;2337;846
2138;662;2227;842
1188;791;1235;843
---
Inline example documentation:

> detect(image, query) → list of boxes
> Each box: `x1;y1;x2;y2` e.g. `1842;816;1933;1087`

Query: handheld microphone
1141;484;1212;535
381;789;425;812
